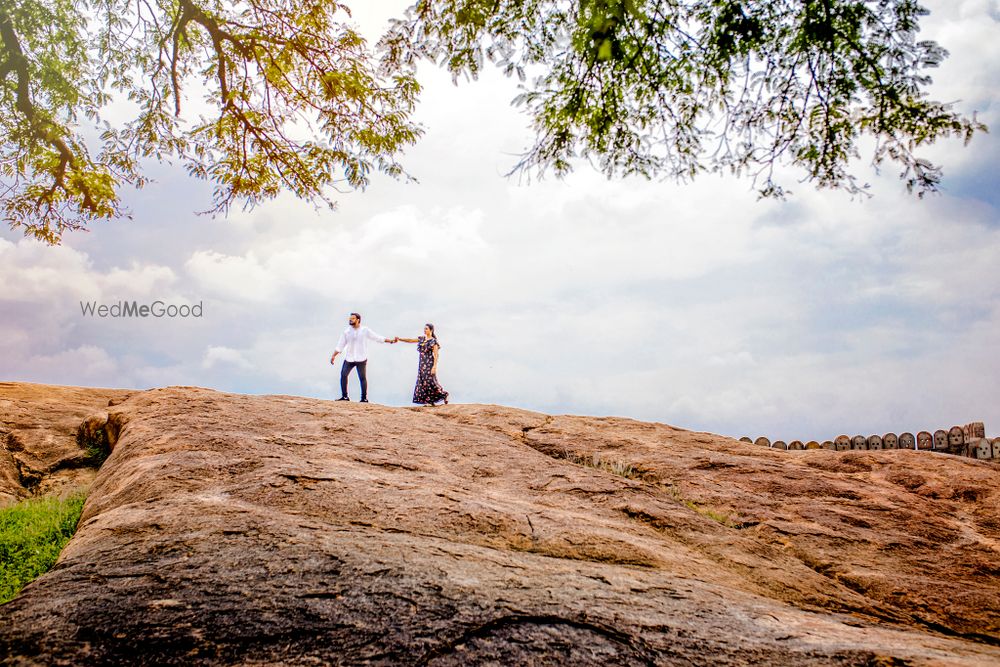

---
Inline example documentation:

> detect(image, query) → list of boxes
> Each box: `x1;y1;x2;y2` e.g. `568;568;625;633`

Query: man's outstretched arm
365;328;395;343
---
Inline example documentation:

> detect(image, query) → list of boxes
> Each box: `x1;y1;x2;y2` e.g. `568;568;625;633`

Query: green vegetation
660;482;738;528
383;0;985;198
83;442;108;465
563;449;738;526
76;427;109;465
0;0;421;243
0;493;86;604
564;449;643;480
685;502;737;528
1;1;985;243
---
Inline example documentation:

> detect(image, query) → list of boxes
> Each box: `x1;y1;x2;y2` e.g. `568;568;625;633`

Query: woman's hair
425;323;436;340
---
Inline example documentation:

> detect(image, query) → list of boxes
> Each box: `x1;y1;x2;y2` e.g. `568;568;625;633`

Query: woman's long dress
412;336;449;405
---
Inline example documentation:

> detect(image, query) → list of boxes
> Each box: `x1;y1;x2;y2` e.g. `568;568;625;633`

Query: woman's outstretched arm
395;336;419;343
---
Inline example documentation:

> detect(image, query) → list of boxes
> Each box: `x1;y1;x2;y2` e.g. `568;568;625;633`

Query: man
330;312;395;402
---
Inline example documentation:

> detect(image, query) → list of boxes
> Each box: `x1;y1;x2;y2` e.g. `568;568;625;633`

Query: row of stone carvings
738;422;1000;461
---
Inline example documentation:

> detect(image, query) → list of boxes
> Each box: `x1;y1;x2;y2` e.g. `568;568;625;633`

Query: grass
77;427;109;465
559;447;740;528
567;450;645;480
660;482;739;528
0;493;86;604
687;503;736;527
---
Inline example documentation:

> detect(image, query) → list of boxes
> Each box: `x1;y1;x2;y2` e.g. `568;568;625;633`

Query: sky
2;0;999;444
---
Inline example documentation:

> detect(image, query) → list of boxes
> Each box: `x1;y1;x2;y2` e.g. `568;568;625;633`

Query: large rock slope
1;383;998;665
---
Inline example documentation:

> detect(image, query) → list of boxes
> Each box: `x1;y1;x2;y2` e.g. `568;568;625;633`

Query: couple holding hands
329;312;449;406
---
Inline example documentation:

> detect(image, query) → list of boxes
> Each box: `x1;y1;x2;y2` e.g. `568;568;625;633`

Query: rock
0;382;134;504
76;410;129;459
0;383;998;665
964;422;986;442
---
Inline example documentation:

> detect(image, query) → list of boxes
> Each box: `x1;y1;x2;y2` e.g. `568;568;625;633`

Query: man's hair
350;312;361;322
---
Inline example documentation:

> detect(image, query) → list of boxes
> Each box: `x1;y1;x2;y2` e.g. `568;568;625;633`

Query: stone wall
740;421;1000;460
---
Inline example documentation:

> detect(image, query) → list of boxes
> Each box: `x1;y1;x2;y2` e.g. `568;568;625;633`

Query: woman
395;324;449;406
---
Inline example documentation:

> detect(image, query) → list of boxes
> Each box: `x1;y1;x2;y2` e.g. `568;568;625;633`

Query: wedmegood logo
79;300;204;318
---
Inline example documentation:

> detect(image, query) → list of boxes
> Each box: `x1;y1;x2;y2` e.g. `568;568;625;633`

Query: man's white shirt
335;326;388;362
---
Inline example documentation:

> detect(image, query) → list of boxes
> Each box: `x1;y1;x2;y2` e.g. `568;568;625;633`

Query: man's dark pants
340;360;368;400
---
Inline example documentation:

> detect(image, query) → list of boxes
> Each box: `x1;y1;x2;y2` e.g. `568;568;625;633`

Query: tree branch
0;8;95;210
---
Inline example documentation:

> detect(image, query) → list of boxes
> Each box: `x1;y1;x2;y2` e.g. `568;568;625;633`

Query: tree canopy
0;0;987;244
0;0;422;243
381;0;986;195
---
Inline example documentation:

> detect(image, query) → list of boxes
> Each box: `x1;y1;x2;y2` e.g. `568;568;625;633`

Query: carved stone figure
963;422;985;441
834;435;851;451
773;440;787;450
918;431;934;450
933;430;948;450
754;437;771;448
851;435;867;450
821;440;834;450
788;440;804;451
948;426;964;454
899;432;915;450
974;438;992;459
867;435;883;450
882;433;898;449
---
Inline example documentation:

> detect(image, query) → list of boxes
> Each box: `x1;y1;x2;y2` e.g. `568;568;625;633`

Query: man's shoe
336;397;350;401
359;398;369;403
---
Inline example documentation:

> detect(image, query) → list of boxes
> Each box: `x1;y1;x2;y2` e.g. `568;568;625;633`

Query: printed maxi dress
412;336;449;405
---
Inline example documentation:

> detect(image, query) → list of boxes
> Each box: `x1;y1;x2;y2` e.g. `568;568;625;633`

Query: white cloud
185;250;280;303
8;345;119;386
181;203;491;306
202;346;254;371
100;262;178;297
0;237;96;302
